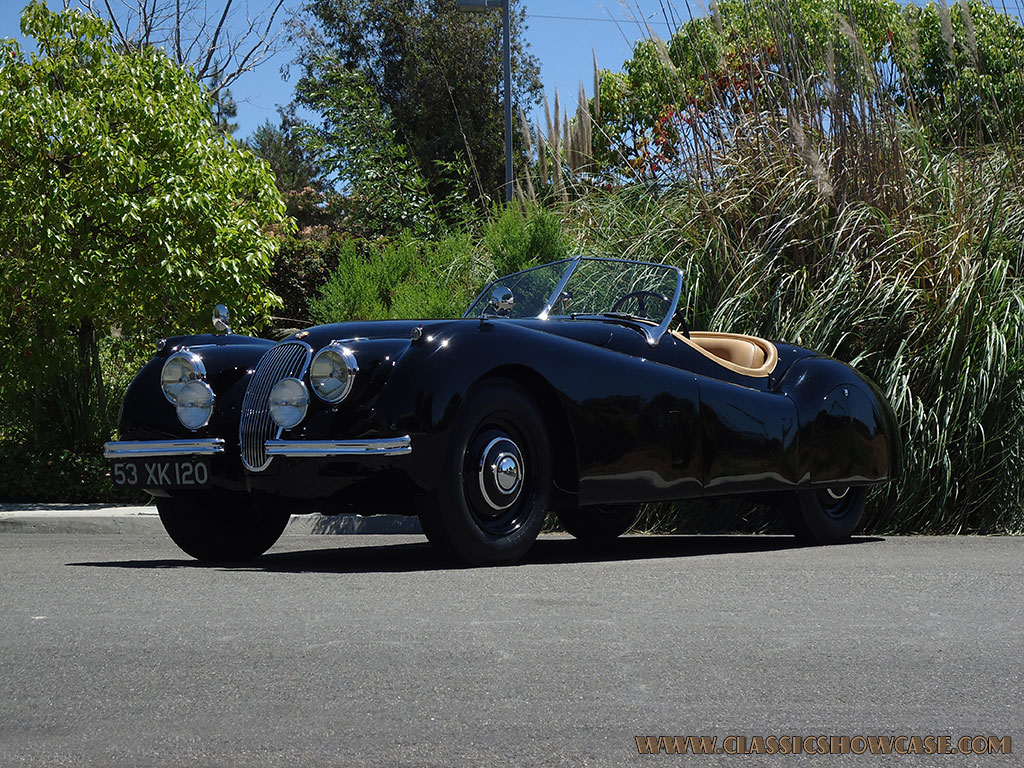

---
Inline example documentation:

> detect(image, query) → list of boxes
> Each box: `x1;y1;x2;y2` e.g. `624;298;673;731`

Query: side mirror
212;304;231;334
487;286;514;315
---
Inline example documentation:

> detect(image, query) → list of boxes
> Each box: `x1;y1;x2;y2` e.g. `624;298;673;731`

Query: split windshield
464;258;682;334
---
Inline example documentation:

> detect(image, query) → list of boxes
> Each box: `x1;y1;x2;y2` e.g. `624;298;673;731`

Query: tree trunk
74;316;104;451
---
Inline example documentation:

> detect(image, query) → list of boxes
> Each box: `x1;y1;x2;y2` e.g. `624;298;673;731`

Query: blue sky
0;0;683;140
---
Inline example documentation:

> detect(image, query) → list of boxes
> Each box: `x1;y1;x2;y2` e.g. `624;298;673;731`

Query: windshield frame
463;256;684;346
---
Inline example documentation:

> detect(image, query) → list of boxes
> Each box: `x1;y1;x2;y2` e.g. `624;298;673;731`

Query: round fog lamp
176;380;215;430
269;377;309;429
310;345;358;403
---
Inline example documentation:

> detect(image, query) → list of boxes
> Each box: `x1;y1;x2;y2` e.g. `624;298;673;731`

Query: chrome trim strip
103;439;226;458
538;255;582;320
265;436;413;457
648;265;684;347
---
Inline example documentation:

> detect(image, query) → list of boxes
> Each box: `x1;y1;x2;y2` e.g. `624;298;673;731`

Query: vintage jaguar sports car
105;257;900;564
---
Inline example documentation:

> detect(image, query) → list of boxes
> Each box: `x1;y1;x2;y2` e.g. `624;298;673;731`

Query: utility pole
456;0;513;202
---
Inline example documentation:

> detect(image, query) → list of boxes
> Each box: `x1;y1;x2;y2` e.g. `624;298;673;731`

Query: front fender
118;337;273;442
368;320;702;500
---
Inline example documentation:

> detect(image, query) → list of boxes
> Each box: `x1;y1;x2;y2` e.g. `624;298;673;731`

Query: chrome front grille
239;341;312;471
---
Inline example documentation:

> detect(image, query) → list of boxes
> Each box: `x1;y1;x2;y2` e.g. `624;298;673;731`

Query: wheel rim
477;436;524;510
817;486;853;519
464;426;532;536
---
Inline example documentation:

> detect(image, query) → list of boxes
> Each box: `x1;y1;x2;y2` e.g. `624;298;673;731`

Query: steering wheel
610;290;670;318
610;289;692;339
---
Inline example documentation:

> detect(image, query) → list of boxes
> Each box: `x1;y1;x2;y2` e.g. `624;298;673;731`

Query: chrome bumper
265;436;412;457
103;436;412;460
103;439;226;458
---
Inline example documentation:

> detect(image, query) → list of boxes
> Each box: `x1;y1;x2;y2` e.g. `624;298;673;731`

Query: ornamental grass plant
564;147;1024;534
520;0;1024;534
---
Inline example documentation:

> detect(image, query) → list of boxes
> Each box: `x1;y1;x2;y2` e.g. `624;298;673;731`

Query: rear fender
778;357;900;486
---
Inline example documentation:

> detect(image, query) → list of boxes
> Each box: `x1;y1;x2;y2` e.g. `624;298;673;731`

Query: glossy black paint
116;316;900;514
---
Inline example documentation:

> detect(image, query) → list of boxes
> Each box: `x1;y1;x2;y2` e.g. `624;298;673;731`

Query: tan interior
670;330;779;377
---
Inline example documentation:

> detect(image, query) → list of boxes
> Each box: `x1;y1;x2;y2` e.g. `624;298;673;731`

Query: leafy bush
309;233;478;323
482;204;571;276
308;203;573;326
268;235;343;331
903;0;1024;145
0;442;147;503
0;336;147;454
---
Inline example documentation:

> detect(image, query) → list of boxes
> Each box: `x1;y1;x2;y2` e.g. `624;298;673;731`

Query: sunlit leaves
0;1;288;446
0;2;287;339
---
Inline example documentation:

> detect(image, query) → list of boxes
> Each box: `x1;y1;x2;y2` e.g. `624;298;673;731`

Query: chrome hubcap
826;487;850;501
478;437;524;511
494;453;520;492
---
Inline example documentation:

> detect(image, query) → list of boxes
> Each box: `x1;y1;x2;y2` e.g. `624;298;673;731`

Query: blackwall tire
784;486;867;543
556;504;640;542
157;495;291;561
418;380;551;566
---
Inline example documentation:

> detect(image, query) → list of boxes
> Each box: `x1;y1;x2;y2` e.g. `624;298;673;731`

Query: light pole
457;0;513;202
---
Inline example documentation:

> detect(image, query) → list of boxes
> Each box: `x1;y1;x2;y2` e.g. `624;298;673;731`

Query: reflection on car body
105;257;900;564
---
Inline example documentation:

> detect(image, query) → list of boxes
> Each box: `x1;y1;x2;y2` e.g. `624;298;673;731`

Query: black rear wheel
784;485;867;543
157;494;291;561
418;380;551;566
556;503;640;542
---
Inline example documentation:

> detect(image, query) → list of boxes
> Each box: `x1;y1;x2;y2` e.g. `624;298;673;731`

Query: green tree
209;77;239;135
0;1;288;449
245;106;333;228
295;66;448;236
291;0;542;204
247;107;328;196
902;0;1024;144
586;0;1024;182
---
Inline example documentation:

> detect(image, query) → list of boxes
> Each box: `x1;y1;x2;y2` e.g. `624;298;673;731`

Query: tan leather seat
671;330;779;378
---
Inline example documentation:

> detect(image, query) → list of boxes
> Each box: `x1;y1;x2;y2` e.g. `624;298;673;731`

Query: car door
696;373;802;496
568;332;703;507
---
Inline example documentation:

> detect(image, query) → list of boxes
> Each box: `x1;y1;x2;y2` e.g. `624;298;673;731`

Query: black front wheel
418;380;551;566
157;494;291;561
784;486;867;543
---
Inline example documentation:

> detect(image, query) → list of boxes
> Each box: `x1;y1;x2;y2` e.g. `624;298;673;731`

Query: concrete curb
0;503;422;535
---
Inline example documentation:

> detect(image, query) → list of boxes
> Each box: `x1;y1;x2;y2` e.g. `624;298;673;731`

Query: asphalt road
1;530;1021;767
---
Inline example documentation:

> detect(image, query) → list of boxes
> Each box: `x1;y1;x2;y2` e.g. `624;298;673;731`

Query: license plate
111;458;210;488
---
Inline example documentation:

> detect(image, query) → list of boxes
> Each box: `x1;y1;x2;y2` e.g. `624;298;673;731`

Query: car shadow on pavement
67;534;885;574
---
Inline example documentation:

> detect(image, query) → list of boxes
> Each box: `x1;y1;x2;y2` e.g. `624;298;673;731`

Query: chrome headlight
176;380;215;430
309;343;359;403
160;349;206;404
269;377;309;429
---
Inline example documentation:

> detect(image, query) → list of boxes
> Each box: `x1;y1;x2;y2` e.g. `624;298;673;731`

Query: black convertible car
106;257;900;564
